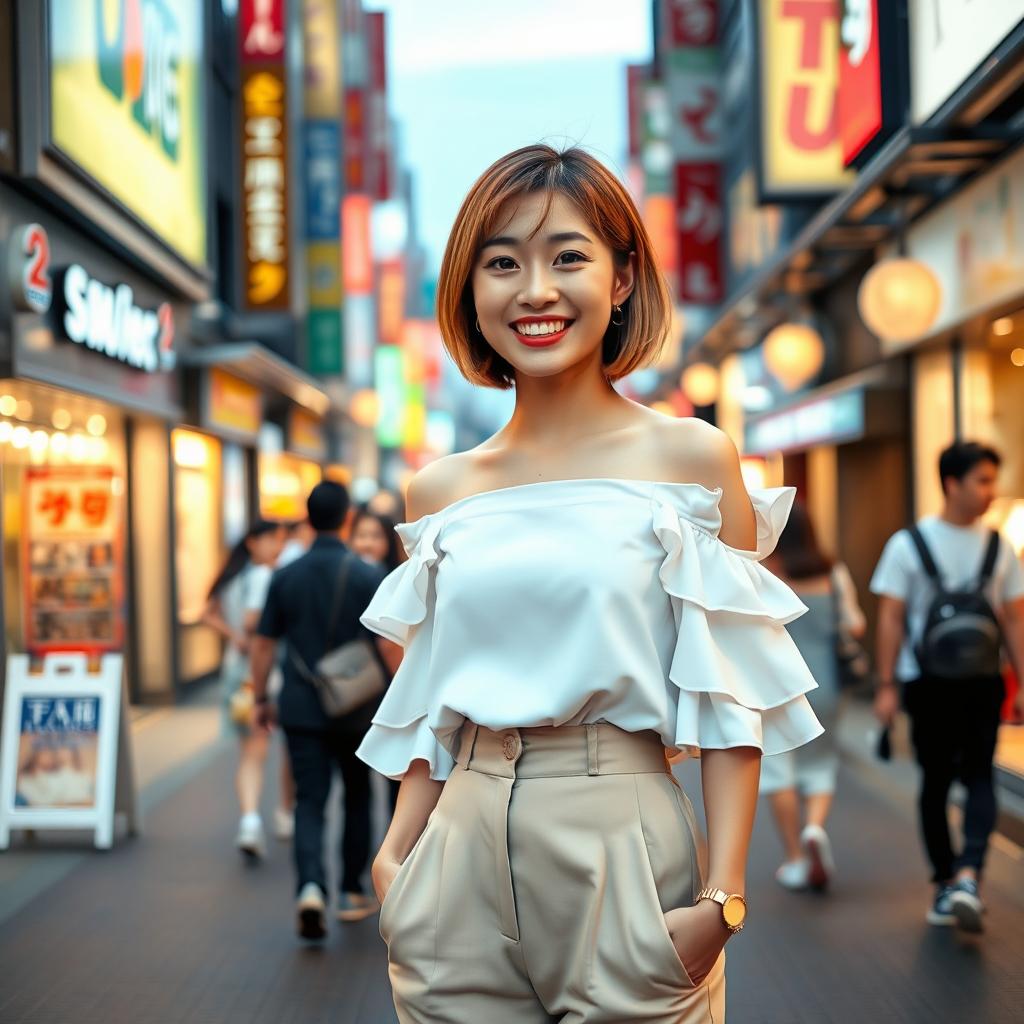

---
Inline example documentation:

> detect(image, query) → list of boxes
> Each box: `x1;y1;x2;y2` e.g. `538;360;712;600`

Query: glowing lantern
680;363;719;406
350;389;379;428
857;257;942;343
762;323;825;391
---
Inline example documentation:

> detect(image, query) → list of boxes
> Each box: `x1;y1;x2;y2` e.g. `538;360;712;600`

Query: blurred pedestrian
350;507;406;810
359;145;822;1023
249;482;388;941
872;440;1024;932
278;517;316;569
761;501;866;891
202;519;286;860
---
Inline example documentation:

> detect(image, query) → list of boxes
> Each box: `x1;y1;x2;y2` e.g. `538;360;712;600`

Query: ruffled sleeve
356;514;455;781
653;486;824;757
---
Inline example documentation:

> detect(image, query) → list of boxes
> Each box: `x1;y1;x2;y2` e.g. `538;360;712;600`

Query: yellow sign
303;0;342;118
757;0;854;198
49;1;207;266
307;242;342;306
289;409;325;459
207;369;263;438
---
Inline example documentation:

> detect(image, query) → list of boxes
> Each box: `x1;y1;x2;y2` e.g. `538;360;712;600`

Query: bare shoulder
652;416;739;490
404;452;479;520
653;417;756;549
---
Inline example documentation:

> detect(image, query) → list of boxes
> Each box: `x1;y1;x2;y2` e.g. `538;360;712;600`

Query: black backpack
907;526;1003;681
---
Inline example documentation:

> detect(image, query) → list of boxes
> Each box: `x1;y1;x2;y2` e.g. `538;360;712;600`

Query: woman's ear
612;251;637;306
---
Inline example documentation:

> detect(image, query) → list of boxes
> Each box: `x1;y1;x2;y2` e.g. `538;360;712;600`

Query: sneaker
336;891;380;923
274;807;294;841
801;824;835;890
236;813;265;862
949;878;985;933
297;883;327;941
926;884;957;926
775;859;810;890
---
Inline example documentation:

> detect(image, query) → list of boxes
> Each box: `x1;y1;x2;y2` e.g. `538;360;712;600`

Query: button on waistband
502;732;522;761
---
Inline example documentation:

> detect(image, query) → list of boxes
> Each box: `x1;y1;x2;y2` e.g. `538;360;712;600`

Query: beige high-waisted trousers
379;722;727;1023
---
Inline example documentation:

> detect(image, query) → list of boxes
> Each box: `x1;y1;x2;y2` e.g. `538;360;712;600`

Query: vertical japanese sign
240;0;290;311
756;0;853;199
366;11;391;201
22;468;124;656
303;0;343;374
838;0;882;165
664;0;723;304
342;0;368;192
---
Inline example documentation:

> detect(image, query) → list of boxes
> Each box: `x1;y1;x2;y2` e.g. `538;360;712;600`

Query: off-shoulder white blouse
356;478;823;781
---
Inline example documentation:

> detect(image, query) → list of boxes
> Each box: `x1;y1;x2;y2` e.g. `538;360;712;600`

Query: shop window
0;381;126;665
258;452;321;521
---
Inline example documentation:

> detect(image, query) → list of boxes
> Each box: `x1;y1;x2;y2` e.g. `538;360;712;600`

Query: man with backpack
871;441;1024;933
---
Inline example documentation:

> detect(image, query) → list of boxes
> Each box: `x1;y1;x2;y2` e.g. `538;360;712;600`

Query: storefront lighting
1011;348;1024;368
680;363;720;406
649;400;677;418
15;400;33;421
350;389;379;428
87;437;108;461
86;414;107;437
762;322;825;392
52;408;73;430
69;433;88;463
29;430;49;455
50;431;70;455
0;395;16;417
857;257;942;343
173;431;210;469
11;426;31;449
993;317;1015;337
0;421;13;443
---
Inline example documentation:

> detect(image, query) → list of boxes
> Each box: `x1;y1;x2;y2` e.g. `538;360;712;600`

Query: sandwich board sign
0;653;136;850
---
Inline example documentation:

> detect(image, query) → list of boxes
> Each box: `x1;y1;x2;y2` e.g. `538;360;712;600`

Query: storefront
1;186;187;705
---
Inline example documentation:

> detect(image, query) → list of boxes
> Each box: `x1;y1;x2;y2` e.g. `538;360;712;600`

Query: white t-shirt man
870;517;1024;682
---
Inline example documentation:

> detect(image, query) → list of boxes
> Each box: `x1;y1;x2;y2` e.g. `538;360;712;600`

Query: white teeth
515;320;567;336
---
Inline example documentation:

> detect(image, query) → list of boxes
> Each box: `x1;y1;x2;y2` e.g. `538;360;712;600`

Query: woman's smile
510;316;575;347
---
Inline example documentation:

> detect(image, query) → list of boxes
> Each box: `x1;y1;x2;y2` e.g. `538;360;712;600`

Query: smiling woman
361;145;823;1024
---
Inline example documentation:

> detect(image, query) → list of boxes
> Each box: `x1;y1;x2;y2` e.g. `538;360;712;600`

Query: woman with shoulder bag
760;501;867;891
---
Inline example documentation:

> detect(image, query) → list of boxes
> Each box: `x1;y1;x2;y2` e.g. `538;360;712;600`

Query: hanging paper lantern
857;257;942;343
680;362;720;406
762;322;825;391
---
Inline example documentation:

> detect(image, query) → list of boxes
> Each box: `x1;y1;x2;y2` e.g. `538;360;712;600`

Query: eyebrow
480;230;594;249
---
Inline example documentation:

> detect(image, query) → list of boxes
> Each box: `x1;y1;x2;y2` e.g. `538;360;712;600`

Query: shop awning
181;343;331;417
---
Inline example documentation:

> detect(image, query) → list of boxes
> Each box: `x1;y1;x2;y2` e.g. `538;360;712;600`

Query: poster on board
0;654;136;850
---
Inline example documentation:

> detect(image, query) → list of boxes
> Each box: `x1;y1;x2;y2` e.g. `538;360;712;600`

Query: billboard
756;0;853;200
48;0;207;267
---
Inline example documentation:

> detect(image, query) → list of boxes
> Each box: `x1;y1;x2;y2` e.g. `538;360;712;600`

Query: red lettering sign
240;0;286;64
676;163;723;304
838;0;882;165
665;0;717;46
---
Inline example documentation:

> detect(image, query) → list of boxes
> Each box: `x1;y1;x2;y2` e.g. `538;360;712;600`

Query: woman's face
352;518;389;563
248;528;285;567
470;191;635;382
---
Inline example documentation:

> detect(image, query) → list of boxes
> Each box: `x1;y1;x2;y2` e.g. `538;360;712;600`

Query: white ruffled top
357;479;823;781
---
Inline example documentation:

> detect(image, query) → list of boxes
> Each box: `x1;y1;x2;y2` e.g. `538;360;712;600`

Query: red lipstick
509;316;574;348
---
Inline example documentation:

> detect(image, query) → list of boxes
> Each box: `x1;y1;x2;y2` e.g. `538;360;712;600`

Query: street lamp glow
763;323;825;392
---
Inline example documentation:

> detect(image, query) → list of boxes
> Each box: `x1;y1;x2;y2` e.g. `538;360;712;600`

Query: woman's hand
663;900;730;985
372;854;402;905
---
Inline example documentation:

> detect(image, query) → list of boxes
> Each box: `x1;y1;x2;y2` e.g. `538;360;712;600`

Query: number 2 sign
6;223;53;314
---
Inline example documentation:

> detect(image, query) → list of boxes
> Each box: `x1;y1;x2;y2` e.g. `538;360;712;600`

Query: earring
475;317;482;334
610;304;625;326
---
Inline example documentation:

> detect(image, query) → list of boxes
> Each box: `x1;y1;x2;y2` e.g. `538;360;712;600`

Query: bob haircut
437;144;672;389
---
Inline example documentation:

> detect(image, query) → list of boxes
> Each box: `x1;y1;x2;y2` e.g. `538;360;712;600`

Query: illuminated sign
289;408;326;460
745;390;865;455
49;0;207;266
374;345;404;448
241;0;286;63
343;195;373;295
6;224;52;314
205;368;263;438
53;264;175;374
756;0;853;200
241;66;290;310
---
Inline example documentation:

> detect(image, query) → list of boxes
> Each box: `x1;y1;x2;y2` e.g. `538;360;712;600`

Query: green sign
306;309;342;376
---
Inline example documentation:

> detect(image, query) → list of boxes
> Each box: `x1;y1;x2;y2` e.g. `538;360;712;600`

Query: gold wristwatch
697;887;747;934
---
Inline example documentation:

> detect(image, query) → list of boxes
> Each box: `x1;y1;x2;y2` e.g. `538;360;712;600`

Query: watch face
722;894;746;928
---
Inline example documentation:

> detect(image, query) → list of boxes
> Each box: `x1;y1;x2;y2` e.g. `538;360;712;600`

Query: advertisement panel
241;0;286;63
838;0;882;165
22;467;125;656
48;0;207;266
756;0;853;200
909;0;1024;123
204;368;263;439
676;163;724;304
240;65;290;310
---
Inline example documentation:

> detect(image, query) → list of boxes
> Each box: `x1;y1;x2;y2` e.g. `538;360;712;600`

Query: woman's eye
555;251;589;265
485;256;518;271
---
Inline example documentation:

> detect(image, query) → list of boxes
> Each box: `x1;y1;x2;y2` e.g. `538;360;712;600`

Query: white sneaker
274;807;294;841
949;878;985;933
296;882;327;941
775;858;810;890
801;824;835;890
236;813;265;861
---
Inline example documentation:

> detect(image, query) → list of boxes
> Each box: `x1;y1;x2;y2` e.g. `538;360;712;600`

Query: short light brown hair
437;145;672;389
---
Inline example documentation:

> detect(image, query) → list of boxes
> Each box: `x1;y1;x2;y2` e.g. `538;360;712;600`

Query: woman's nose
516;266;559;308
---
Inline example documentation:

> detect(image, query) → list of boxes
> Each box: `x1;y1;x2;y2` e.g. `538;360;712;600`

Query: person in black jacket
250;481;386;941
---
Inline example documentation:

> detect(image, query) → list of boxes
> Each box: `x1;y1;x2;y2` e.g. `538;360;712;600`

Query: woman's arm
372;759;444;903
201;597;247;650
834;562;867;639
